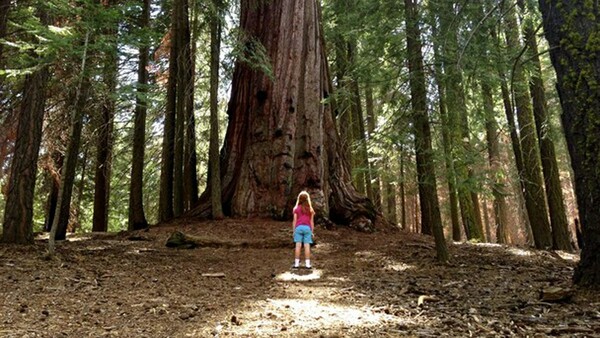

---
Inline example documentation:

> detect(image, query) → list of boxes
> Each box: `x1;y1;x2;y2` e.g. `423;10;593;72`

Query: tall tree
365;85;382;211
429;16;461;241
1;57;50;243
128;0;150;231
504;2;553;249
404;0;448;261
208;0;224;219
435;0;483;241
519;0;572;251
159;2;178;221
189;0;381;232
482;81;510;244
92;0;118;232
50;34;91;243
0;0;8;62
160;0;194;219
173;0;191;216
183;0;200;211
537;0;600;286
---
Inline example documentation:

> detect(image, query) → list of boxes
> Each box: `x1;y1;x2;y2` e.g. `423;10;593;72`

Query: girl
292;191;315;269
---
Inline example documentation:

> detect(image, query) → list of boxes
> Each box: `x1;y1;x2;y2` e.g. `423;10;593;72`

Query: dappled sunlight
471;242;503;248
507;247;534;256
203;297;414;337
275;269;322;282
555;251;579;262
384;260;416;272
355;250;382;261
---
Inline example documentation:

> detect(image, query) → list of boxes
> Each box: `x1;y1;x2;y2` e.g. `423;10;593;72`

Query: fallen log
165;231;292;249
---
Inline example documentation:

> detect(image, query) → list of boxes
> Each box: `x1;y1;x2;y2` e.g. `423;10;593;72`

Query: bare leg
295;242;302;260
304;243;311;261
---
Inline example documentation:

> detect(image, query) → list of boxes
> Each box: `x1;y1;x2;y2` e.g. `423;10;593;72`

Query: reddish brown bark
188;0;383;231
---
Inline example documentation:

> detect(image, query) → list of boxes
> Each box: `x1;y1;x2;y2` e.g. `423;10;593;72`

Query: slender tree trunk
1;66;49;244
519;0;573;251
0;0;14;181
385;180;397;225
347;61;371;198
537;0;600;286
0;0;9;62
74;148;87;233
365;85;382;211
430;26;461;241
208;0;224;219
405;0;448;261
482;196;492;242
436;0;483;241
183;0;200;210
128;0;150;231
43;151;63;232
498;69;533;243
504;4;553;249
159;15;178;222
173;0;191;216
188;0;382;231
50;31;91;246
482;81;510;244
399;152;406;230
92;0;117;232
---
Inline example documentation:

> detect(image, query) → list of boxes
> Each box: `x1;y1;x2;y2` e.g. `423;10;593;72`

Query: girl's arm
310;212;315;231
292;214;297;231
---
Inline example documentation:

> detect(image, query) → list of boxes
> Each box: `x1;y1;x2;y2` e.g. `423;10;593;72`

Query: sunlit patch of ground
204;296;414;337
554;251;579;262
354;250;382;261
383;259;415;272
507;247;534;256
275;269;322;282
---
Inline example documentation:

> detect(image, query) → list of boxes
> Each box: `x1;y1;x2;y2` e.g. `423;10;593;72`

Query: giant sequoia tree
189;0;380;230
537;0;600;286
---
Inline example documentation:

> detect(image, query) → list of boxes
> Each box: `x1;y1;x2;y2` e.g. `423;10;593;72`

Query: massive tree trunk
1;67;49;244
188;0;381;231
519;0;572;251
504;4;553;249
404;0;448;261
537;0;600;286
92;0;117;232
128;0;150;231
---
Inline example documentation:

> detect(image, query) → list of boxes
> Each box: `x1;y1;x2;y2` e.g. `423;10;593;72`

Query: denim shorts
293;225;313;244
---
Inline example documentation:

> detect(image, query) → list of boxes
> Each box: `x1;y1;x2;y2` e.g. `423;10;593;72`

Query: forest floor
1;218;599;338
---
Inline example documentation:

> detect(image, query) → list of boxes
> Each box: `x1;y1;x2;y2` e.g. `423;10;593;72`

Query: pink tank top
294;205;312;228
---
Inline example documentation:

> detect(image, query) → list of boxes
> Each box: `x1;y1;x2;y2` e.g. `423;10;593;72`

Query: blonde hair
295;191;314;215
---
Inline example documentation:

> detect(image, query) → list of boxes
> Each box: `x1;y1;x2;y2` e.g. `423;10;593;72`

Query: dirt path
1;219;599;337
